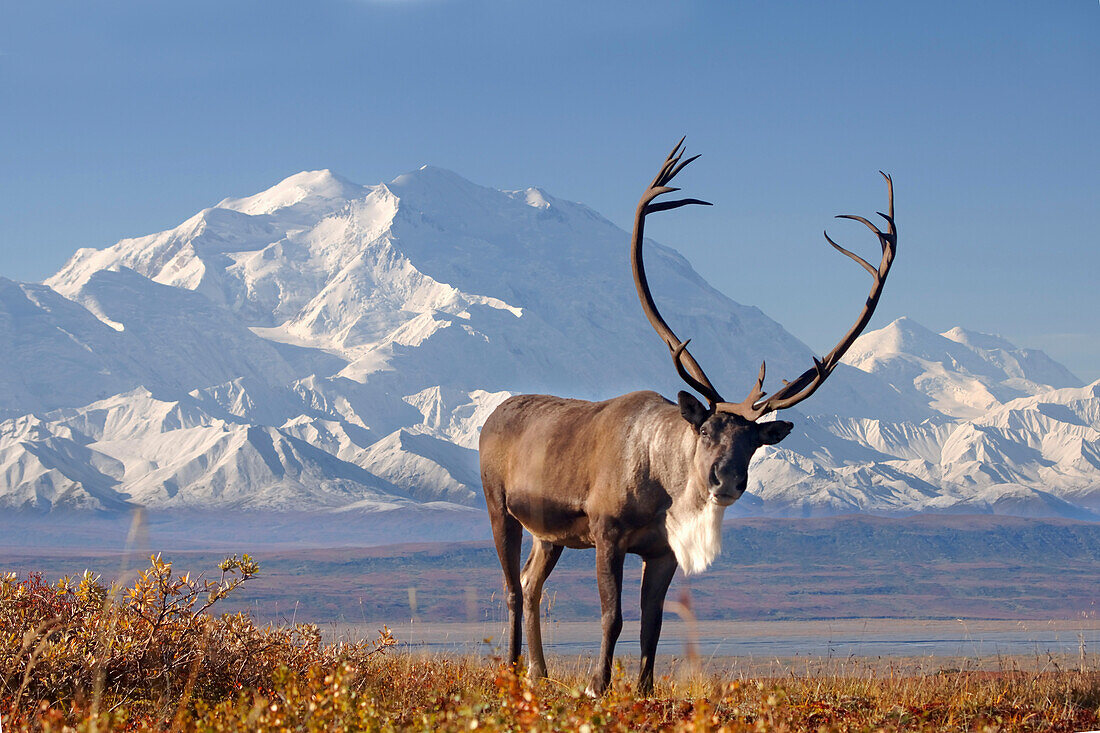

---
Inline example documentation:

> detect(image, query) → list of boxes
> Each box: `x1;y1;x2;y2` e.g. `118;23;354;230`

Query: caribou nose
709;474;746;504
709;461;745;489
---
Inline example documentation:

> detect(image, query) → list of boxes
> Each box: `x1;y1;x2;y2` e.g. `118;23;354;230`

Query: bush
0;554;394;729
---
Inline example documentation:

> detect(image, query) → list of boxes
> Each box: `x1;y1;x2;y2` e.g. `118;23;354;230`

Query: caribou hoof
584;677;609;697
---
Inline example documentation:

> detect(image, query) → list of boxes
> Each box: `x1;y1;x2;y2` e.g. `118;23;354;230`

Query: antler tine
823;230;878;277
744;360;767;406
668;154;702;182
649;197;712;214
670;135;686;159
835;213;886;238
717;359;773;421
653;138;687;186
632;141;723;408
719;172;897;421
880;171;894;220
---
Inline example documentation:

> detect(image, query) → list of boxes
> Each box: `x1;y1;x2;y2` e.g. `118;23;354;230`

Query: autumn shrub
0;554;394;728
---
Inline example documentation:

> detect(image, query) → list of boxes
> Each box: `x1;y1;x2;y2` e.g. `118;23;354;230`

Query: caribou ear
758;420;794;445
678;391;711;431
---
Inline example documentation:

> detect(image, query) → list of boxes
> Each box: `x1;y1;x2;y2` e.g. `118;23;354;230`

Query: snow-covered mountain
842;317;1081;418
740;317;1095;518
1;167;1096;522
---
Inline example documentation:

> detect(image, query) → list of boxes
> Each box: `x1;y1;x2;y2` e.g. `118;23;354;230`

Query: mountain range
1;167;1095;525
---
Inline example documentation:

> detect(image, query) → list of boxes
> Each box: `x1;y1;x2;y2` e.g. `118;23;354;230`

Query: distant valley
3;515;1097;624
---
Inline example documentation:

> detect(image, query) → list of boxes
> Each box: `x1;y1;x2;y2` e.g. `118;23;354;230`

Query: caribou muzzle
708;463;747;505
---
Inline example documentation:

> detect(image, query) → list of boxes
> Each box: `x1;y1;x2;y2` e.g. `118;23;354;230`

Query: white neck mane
665;493;726;575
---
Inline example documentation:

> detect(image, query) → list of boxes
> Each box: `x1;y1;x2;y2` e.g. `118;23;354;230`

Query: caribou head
678;394;793;505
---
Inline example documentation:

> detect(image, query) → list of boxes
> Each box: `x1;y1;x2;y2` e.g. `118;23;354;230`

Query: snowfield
1;167;1095;522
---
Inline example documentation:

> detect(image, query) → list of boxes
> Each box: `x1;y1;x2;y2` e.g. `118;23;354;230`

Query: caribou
479;140;896;695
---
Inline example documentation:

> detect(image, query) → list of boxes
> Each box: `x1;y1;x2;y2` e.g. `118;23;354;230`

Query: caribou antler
722;172;896;420
630;138;721;407
632;142;897;421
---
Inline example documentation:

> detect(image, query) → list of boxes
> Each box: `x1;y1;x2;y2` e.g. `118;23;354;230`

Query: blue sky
2;1;1097;379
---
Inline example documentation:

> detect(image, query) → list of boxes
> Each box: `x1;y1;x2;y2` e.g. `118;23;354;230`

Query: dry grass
2;557;1099;731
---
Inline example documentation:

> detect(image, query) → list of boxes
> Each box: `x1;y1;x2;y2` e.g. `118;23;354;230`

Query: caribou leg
638;552;678;695
490;511;524;667
521;538;564;679
587;535;626;696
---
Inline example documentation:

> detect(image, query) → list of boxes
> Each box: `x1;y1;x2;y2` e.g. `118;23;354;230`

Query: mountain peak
941;326;1016;352
216;169;364;216
517;187;553;210
884;316;928;334
388;165;483;193
847;317;940;359
842;314;1082;419
391;168;562;213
